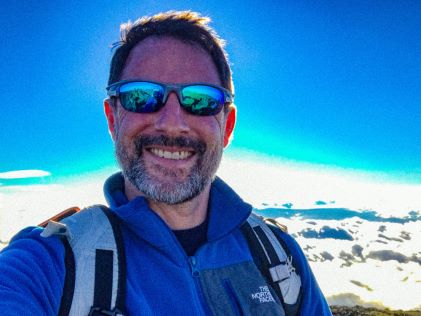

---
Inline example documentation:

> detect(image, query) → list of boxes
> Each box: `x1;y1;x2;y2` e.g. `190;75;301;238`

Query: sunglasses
106;79;234;116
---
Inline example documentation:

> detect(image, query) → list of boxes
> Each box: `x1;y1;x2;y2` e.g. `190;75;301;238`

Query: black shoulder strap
267;225;301;276
266;224;303;316
241;214;302;316
58;236;76;316
241;221;285;304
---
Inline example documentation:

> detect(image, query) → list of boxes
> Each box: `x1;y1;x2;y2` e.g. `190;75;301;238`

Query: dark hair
108;11;233;96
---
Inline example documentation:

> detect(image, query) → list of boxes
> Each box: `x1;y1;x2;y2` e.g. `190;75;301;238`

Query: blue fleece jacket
0;173;331;315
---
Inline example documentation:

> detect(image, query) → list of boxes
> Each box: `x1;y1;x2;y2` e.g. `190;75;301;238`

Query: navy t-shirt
173;218;208;256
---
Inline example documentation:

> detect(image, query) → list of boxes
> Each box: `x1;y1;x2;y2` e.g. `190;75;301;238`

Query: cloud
350;280;373;292
257;207;421;224
327;293;386;309
0;169;110;242
299;229;319;239
298;226;353;240
378;225;387;232
366;250;421;265
400;231;411;240
220;153;421;216
378;234;403;243
368;250;408;263
374;239;388;245
320;251;334;261
351;244;364;259
303;245;314;251
309;254;322;262
0;170;51;179
410;254;421;265
0;170;52;186
339;251;355;267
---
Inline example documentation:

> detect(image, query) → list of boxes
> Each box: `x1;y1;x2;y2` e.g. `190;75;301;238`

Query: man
0;11;331;315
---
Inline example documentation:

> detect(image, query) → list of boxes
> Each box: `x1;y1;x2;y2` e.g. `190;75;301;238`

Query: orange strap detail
38;206;81;227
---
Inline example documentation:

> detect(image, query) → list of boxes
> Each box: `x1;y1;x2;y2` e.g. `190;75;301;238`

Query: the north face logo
251;286;275;303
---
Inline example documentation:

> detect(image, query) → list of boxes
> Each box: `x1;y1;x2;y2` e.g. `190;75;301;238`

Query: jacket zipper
164;219;213;316
189;256;213;316
189;256;200;277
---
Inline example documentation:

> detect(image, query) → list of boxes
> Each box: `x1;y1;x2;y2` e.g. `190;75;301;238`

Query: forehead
120;36;221;85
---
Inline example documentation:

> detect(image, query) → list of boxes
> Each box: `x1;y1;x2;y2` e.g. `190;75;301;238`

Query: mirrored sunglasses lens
119;82;164;113
181;85;224;116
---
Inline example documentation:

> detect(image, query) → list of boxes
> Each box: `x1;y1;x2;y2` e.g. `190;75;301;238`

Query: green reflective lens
119;82;164;113
181;85;224;116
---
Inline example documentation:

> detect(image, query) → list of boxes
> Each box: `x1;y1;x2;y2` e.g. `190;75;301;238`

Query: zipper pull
189;256;200;277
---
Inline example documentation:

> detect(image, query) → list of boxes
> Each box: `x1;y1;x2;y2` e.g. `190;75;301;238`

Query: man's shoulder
40;205;117;249
5;225;64;253
1;204;110;258
1;225;66;278
0;225;67;314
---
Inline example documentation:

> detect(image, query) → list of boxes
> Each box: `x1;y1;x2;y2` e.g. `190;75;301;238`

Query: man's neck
124;178;211;230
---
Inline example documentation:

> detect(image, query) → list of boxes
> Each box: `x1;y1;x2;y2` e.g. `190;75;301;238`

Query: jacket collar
104;172;252;245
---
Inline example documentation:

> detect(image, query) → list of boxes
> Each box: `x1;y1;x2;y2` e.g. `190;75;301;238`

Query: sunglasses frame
106;79;234;116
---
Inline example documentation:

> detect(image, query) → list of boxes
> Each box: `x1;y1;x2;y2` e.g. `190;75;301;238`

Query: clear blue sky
1;0;420;183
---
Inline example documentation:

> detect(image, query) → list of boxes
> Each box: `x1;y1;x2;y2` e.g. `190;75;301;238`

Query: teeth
150;148;191;160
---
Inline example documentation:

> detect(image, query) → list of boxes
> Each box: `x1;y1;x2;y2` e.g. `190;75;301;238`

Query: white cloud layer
276;216;421;310
0;170;51;179
1;156;420;310
219;151;421;217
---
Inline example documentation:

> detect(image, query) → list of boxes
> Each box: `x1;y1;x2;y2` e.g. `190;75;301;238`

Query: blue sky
1;0;420;183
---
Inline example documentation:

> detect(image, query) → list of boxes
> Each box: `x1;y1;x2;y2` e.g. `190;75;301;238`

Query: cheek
197;119;225;150
116;107;130;128
114;110;147;140
212;114;227;142
193;116;224;140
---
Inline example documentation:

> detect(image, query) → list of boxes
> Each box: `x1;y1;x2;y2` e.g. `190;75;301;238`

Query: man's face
106;36;234;204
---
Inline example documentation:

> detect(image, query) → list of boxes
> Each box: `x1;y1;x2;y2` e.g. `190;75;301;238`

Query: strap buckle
88;307;125;316
269;256;295;283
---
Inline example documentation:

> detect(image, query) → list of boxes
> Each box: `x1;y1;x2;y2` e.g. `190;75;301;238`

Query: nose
154;92;190;134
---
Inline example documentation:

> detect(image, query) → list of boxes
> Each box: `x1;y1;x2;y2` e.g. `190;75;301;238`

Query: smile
149;148;193;160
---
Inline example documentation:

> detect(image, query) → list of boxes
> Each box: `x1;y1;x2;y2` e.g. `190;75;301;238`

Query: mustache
134;135;206;155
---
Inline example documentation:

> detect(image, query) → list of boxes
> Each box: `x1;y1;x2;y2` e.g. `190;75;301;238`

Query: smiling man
107;36;231;229
0;11;331;315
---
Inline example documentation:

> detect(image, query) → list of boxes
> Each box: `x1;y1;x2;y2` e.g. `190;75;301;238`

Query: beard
115;134;223;205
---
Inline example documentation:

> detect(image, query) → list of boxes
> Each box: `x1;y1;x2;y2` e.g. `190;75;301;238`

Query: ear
104;98;117;141
223;105;236;148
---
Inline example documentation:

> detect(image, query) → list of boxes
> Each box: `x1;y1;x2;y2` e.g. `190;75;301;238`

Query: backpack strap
241;212;302;314
38;206;81;228
58;236;76;315
41;205;126;316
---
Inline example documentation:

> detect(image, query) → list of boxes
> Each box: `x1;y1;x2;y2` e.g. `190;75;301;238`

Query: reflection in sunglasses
122;89;160;112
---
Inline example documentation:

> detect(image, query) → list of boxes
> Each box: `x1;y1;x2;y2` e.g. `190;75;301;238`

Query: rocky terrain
331;305;421;315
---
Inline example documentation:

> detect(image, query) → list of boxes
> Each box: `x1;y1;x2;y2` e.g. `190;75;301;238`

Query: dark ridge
255;207;421;224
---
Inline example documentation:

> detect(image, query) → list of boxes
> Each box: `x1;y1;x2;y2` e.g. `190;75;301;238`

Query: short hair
108;11;233;96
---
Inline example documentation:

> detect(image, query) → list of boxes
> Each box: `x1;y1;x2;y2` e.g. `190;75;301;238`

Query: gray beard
115;134;222;205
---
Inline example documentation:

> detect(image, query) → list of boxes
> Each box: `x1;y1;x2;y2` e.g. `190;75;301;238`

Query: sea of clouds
1;153;420;310
254;207;421;310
